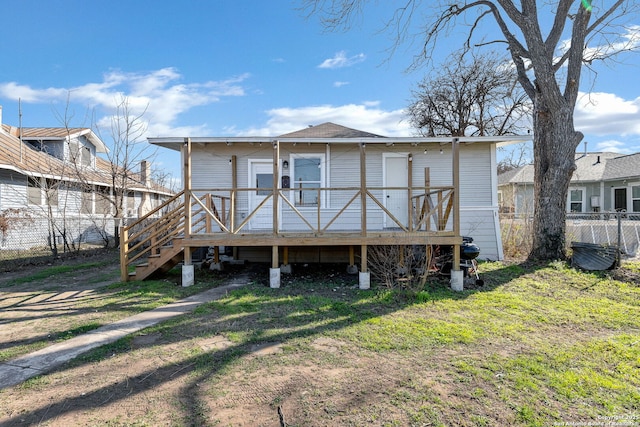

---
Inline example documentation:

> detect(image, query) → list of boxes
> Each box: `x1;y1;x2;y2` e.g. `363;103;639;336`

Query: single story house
498;151;640;215
122;122;530;289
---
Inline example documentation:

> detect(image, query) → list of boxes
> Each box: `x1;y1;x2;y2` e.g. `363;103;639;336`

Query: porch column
182;137;195;287
407;154;413;231
273;140;280;234
231;155;238;259
270;140;281;288
450;137;463;291
359;142;370;289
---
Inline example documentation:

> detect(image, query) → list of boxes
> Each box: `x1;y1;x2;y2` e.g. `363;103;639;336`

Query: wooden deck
119;138;463;283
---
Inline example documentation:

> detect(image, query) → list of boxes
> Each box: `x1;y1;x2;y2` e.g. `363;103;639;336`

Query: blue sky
1;1;639;180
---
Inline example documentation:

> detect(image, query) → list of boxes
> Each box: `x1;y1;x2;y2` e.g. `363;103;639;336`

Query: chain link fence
501;212;640;260
566;212;640;259
0;215;126;268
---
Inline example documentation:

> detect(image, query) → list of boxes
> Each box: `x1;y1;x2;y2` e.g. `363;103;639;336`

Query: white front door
383;154;408;228
249;161;274;229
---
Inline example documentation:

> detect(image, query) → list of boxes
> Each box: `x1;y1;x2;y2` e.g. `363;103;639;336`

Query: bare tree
75;95;158;246
305;0;639;260
407;51;530;137
497;141;532;174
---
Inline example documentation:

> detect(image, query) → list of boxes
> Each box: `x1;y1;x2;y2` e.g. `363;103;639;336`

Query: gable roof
3;125;109;153
149;122;532;151
497;165;533;185
0;125;171;194
278;122;384;139
498;151;640;185
602;152;640;180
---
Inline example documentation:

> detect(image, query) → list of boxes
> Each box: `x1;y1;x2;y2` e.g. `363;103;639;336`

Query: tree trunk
529;98;582;260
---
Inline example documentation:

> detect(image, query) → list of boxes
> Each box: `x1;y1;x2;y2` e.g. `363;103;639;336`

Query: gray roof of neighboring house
497;165;534;185
602;152;640;180
498;151;640;185
571;152;619;181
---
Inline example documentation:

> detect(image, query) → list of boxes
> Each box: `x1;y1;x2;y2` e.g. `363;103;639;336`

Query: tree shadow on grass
0;260;545;426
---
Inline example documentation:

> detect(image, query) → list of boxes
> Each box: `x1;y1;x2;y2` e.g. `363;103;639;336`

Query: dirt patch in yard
1;256;638;426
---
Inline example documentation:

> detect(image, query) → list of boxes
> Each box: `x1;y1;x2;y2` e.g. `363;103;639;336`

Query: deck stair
120;191;214;281
130;242;184;281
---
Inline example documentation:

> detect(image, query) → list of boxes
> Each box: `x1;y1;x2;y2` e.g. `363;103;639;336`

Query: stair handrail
120;190;185;281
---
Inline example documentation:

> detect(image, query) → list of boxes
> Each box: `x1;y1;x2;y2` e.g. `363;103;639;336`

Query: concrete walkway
0;279;249;390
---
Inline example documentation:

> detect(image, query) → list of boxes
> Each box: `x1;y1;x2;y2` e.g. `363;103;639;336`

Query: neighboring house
498;151;640;215
122;122;530;287
0;107;173;250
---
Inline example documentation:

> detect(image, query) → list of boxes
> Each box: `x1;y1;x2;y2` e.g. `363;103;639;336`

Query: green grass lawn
3;259;639;426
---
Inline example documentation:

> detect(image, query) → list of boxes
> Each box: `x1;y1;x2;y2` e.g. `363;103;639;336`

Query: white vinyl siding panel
460;208;500;260
188;142;501;254
459;145;493;207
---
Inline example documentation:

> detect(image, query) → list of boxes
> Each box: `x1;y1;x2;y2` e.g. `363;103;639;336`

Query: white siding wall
0;171;28;210
190;141;502;259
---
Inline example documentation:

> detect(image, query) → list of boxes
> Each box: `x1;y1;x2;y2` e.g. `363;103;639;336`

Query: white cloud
0;68;250;135
593;139;631;153
236;102;411;136
574;91;640;136
333;81;350;88
0;82;68;102
318;51;366;69
583;25;640;63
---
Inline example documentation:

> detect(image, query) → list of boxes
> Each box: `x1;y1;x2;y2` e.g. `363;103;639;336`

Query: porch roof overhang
148;135;532;151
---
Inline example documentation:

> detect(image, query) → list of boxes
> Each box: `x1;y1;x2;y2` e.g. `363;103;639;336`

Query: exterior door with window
383;154;408;228
249;161;274;229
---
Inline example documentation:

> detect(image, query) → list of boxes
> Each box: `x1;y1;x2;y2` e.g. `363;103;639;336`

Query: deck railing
120;185;456;279
188;185;454;235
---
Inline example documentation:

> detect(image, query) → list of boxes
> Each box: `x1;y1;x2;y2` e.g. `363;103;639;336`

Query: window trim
289;153;325;209
568;187;586;213
631;182;640;213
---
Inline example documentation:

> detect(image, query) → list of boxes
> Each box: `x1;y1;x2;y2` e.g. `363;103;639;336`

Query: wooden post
273;140;279;235
180;137;195;287
272;245;279;269
425;168;431;232
205;194;212;233
283;246;289;265
452;137;461;267
450;137;462;291
183;137;192;266
360;142;367;272
151;223;159;255
230;155;237;233
407;154;413;231
349;245;355;266
120;226;128;282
